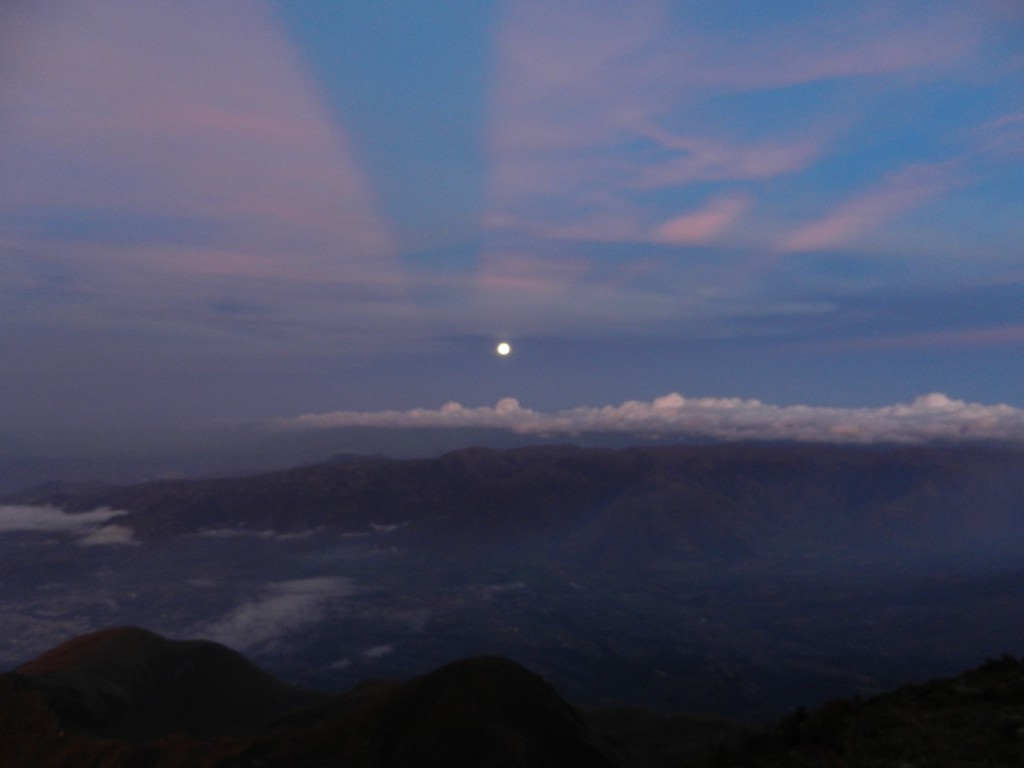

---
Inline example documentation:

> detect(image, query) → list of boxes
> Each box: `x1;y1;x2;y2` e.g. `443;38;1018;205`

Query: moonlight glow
496;342;511;356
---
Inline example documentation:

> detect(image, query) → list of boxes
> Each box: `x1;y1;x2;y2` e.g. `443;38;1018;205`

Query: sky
4;0;1024;455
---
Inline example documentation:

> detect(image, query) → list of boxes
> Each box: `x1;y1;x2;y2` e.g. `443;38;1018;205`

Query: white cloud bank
280;393;1024;445
0;506;135;545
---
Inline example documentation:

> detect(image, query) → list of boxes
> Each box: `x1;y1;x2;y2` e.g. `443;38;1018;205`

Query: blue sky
3;1;1024;451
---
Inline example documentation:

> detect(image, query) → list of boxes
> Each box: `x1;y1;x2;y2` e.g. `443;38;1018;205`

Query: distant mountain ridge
15;442;1024;557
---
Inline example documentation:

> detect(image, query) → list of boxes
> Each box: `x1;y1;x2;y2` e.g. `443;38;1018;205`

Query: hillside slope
3;628;1024;767
1;628;626;767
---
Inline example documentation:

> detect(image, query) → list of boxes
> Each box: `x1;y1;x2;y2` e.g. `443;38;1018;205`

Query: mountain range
25;441;1024;561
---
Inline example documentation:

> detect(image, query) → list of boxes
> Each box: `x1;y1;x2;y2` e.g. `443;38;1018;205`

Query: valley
3;442;1024;721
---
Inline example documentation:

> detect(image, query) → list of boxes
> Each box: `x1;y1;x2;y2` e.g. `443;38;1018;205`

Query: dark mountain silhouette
1;628;627;767
3;628;1024;767
12;626;325;741
722;653;1024;767
225;654;624;767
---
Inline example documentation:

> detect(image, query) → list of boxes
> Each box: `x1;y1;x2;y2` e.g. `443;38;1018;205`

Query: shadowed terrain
3;628;1023;766
1;627;627;767
3;442;1024;721
12;627;325;741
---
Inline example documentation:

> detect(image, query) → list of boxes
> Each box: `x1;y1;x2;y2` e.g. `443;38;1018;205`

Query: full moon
496;342;512;356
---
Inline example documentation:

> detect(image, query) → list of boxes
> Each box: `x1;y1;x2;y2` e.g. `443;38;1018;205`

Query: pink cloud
685;5;984;91
776;162;960;252
477;252;589;295
0;1;395;281
634;132;821;188
653;195;750;245
973;111;1024;157
836;325;1024;351
485;2;979;252
487;2;974;160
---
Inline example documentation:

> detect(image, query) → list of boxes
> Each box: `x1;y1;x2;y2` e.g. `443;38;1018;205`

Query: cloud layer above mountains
281;393;1024;445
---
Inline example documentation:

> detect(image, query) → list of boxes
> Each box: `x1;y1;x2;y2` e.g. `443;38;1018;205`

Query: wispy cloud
485;2;981;251
686;4;982;90
634;133;820;189
0;506;128;538
974;111;1024;157
654;195;751;245
830;325;1024;351
777;162;961;252
202;577;355;653
361;644;394;659
78;525;137;547
477;252;589;294
279;392;1024;444
198;527;317;540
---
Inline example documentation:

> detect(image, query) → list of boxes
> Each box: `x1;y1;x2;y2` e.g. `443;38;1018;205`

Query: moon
496;341;512;356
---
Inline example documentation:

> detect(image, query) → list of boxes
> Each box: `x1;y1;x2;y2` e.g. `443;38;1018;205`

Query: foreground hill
726;653;1024;767
1;627;626;767
11;626;325;741
3;627;1023;767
